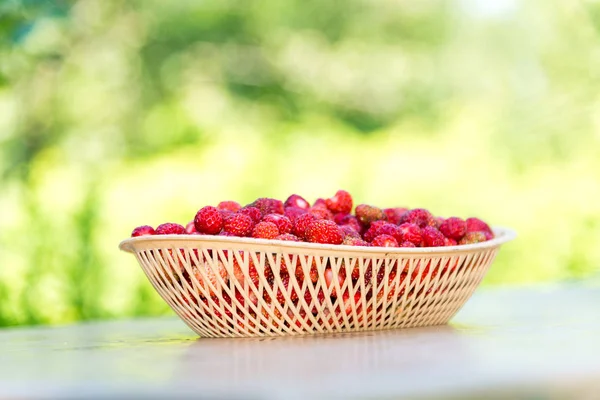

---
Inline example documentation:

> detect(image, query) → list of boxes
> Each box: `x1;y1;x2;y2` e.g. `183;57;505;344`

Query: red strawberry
459;231;487;244
248;198;284;216
303;288;326;314
400;208;435;228
398;223;422;246
284;194;311;210
342;236;369;246
191;259;229;297
335;213;362;233
324;267;345;297
355;204;387;226
305;220;344;244
194;206;224;235
371;234;399;247
252;221;279;239
274;233;301;241
262;214;292;234
284;206;307;222
400;241;416;248
185;221;197;234
434;216;445;229
444;237;458;246
292;213;318;240
383;207;408;225
312;198;327;209
223;213;254;237
239;206;262;224
217;201;241;213
295;257;319;284
264;273;298;304
439;217;467;241
325;190;353;214
340;225;361;239
131;225;155;237
155;223;186;235
362;220;388;242
421;226;445;247
466;217;494;239
377;223;403;243
309;207;334;220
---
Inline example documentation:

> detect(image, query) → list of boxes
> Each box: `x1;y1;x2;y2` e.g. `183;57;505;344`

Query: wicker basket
119;227;515;338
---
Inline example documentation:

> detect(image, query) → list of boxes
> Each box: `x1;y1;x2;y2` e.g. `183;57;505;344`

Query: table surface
1;284;599;400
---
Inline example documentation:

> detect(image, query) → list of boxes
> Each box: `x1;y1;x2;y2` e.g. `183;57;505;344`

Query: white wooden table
1;285;599;399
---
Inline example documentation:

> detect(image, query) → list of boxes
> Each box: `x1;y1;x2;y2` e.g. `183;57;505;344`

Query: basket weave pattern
120;228;513;338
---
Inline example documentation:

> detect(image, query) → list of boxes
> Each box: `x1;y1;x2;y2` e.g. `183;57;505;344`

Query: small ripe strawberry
439;217;467;241
223;213;254;237
422;226;445;247
309;207;333;220
371;234;399;247
264;273;298;304
274;233;301;241
248;198;284;216
192;259;229;297
325;190;353;214
217;201;241;213
284;194;311;210
312;198;327;209
444;237;458;246
362;220;388;242
335;214;362;233
400;208;435;228
355;204;387;226
342;236;369;246
155;223;186;235
466;217;494;239
340;225;361;239
262;214;292;234
131;225;155;237
292;213;318;240
252;221;280;239
185;221;197;234
194;206;224;235
400;241;416;248
383;207;408;225
398;223;422;246
351;261;373;282
324;267;345;297
284;206;306;222
434;217;445;229
239;206;262;224
305;220;344;244
377;223;403;243
295;258;319;284
459;231;487;245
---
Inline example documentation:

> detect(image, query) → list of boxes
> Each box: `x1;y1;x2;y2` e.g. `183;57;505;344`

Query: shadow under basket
119;227;515;338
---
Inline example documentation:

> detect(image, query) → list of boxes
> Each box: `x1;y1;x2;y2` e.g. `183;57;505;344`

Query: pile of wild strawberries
131;190;494;247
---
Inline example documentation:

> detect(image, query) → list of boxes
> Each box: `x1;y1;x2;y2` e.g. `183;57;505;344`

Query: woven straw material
119;227;515;338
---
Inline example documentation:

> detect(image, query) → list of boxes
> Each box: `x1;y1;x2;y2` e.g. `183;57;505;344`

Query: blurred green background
1;0;599;327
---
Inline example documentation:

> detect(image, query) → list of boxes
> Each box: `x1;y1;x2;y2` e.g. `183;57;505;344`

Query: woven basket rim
119;226;515;255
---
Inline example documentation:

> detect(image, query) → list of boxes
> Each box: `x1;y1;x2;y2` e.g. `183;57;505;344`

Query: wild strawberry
284;194;311;210
131;225;155;237
274;233;301;241
466;217;494;239
342;236;369;246
335;213;362;232
223;213;254;237
434;217;445;228
400;208;435;228
155;223;186;235
325;190;353;214
400;241;416;248
444;237;458;246
459;231;487;245
262;214;292;234
377;223;403;243
439;217;467;241
312;198;327;209
248;198;284;216
309;207;333;220
239;206;262;224
422;226;445;247
371;234;399;247
383;207;408;225
292;213;318;240
192;259;229;297
397;223;422;246
355;204;386;226
264;273;298;304
284;206;306;222
252;221;279;239
351;261;373;282
294;256;319;284
194;206;224;235
340;225;361;239
362;220;388;242
185;221;197;234
217;201;241;213
324;267;345;297
305;220;344;244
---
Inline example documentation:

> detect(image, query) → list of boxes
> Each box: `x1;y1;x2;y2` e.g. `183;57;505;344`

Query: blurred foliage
0;0;599;327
